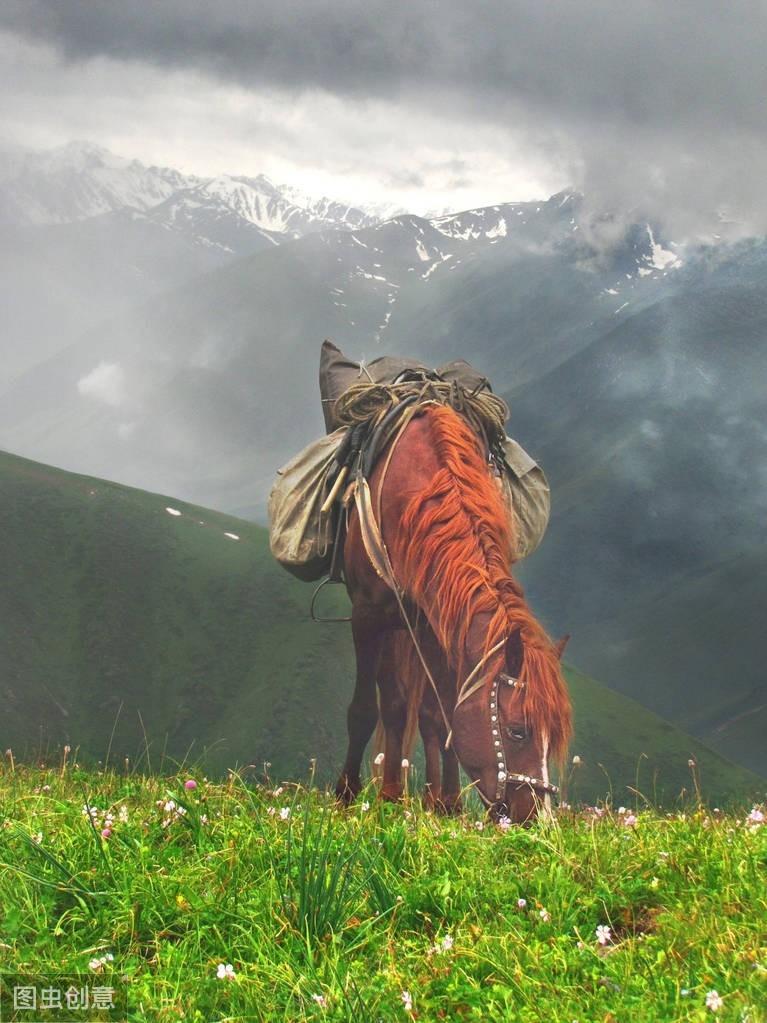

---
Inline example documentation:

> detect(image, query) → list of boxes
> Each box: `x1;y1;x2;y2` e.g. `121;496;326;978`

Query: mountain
2;144;765;778
1;447;761;804
0;140;376;384
0;190;684;511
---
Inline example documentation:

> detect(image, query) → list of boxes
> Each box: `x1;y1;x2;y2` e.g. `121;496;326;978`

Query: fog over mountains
2;140;766;776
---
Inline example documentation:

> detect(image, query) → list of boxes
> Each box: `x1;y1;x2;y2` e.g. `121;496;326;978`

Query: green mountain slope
0;448;762;804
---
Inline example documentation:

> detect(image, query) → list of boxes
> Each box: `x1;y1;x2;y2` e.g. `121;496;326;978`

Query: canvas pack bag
268;427;345;582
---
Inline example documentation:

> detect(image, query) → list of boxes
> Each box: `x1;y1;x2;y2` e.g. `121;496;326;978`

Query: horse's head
450;631;568;824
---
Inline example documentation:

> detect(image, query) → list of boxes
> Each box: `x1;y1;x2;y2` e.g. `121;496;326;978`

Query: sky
1;1;766;227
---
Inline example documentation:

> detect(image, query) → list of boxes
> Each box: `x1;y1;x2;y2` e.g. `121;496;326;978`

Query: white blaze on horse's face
541;733;553;819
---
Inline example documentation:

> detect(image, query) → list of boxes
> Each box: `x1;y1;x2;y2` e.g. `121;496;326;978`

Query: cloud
1;2;767;231
77;361;127;406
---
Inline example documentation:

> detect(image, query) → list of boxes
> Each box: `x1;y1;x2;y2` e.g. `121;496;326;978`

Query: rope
334;378;509;454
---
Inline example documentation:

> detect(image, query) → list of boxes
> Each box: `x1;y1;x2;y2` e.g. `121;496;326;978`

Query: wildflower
401;758;410;769
311;993;327;1007
216;963;236;981
517;898;527;909
474;820;485;831
596;925;612;946
747;807;764;825
32;832;43;845
497;815;511;831
374;752;385;765
200;814;209;825
617;806;626;815
118;806;129;823
572;755;581;765
184;779;197;791
267;807;276;816
705;990;723;1012
623;814;638;828
88;953;114;973
688;758;696;768
272;786;284;797
361;801;370;811
539;908;551;923
650;876;660;890
279;807;291;821
401;990;413;1013
101;827;112;840
439;934;454;952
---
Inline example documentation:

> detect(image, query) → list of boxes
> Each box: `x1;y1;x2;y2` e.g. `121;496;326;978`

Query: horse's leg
441;746;462;815
421;723;443;810
378;633;407;802
335;611;383;804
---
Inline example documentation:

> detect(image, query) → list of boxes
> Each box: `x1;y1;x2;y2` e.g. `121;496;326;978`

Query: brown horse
334;401;572;823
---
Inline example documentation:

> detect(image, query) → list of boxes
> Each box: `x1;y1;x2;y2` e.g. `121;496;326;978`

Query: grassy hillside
1;448;763;805
0;767;765;1022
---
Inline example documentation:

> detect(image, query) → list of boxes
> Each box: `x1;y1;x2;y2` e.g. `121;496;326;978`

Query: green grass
0;763;765;1022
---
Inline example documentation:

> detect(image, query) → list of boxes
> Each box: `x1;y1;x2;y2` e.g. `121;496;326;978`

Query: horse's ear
505;628;524;676
554;634;571;660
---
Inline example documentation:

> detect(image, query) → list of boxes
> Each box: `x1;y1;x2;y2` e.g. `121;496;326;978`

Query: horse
334;400;572;823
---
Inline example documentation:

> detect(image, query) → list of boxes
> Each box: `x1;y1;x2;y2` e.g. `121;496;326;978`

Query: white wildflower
705;990;723;1012
596;925;612;945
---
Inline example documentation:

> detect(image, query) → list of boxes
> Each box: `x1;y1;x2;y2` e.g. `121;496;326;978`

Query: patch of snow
486;217;507;239
416;239;431;261
166;507;182;517
224;532;240;540
645;225;683;270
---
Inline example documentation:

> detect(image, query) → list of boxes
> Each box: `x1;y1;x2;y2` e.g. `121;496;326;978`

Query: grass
0;761;765;1022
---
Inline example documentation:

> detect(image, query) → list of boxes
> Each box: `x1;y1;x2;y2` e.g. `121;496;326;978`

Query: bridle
483;671;560;806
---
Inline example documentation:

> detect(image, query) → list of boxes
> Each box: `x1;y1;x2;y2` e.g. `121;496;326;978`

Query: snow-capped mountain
0;140;198;226
144;173;378;255
0;140;378;242
0;139;383;383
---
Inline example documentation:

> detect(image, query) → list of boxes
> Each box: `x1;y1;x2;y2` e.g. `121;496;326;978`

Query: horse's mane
392;403;572;762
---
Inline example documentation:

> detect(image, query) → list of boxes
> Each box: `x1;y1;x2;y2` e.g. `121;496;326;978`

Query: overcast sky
1;1;767;228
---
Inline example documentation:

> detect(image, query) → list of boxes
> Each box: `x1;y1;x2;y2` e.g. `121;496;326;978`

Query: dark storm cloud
2;1;767;233
2;1;764;130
